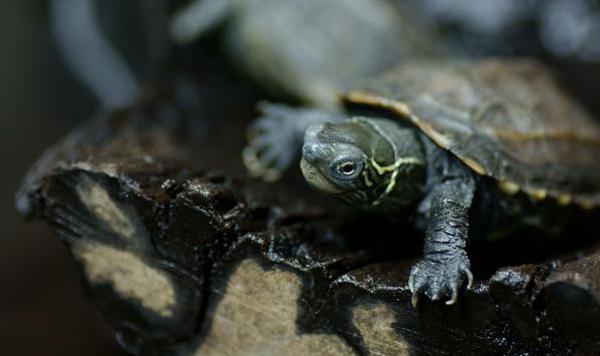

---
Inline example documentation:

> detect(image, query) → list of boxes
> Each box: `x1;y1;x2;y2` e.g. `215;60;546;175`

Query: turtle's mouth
300;159;343;194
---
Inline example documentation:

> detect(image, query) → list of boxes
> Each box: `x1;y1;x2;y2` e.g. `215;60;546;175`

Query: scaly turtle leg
243;103;345;182
409;171;475;306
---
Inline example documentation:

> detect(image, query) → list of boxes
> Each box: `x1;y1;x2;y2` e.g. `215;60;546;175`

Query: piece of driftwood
17;93;600;355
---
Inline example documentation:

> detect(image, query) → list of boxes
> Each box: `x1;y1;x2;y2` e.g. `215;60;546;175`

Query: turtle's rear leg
243;103;345;182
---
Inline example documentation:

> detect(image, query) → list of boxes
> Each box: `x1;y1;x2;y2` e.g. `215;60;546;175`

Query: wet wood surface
17;90;600;355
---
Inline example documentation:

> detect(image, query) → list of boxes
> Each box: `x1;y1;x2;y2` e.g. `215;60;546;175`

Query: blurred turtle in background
50;0;172;109
50;0;142;108
170;0;443;108
411;0;600;61
538;0;600;61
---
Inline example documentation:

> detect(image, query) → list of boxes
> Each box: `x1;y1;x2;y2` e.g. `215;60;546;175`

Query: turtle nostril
302;143;320;162
302;144;310;156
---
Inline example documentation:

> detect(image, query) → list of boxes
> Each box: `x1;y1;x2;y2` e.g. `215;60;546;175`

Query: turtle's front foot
243;103;302;182
408;254;473;307
243;103;344;182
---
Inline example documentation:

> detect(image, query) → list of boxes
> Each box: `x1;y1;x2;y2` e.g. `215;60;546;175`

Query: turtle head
300;117;426;211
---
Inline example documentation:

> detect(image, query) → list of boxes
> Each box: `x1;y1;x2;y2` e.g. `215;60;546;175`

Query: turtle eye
339;161;356;175
331;158;363;180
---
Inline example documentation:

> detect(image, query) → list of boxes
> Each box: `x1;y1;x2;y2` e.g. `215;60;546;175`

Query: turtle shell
344;59;600;208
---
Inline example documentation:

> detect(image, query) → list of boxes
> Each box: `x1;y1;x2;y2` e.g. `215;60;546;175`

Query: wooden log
17;95;600;355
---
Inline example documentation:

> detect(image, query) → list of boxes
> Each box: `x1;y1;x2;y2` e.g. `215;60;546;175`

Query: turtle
242;58;600;304
169;0;442;108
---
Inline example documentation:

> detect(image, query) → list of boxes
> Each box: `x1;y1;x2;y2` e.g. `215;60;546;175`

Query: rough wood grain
17;92;600;355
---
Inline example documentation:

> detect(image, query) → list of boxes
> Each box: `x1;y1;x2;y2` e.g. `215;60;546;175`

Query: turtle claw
465;268;474;290
408;255;472;307
242;146;283;182
411;292;419;308
445;289;458;305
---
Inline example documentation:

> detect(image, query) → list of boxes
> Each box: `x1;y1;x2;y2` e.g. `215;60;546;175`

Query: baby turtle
170;0;441;108
244;59;600;304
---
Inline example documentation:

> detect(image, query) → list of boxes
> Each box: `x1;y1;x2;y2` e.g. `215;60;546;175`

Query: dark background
0;1;121;354
2;0;600;355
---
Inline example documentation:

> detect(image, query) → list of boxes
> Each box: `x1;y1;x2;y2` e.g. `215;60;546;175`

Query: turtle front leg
409;177;475;306
243;103;345;182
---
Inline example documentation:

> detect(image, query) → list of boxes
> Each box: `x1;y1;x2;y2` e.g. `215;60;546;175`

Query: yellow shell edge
461;157;487;176
556;194;572;206
498;180;520;195
577;199;597;210
525;188;548;201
